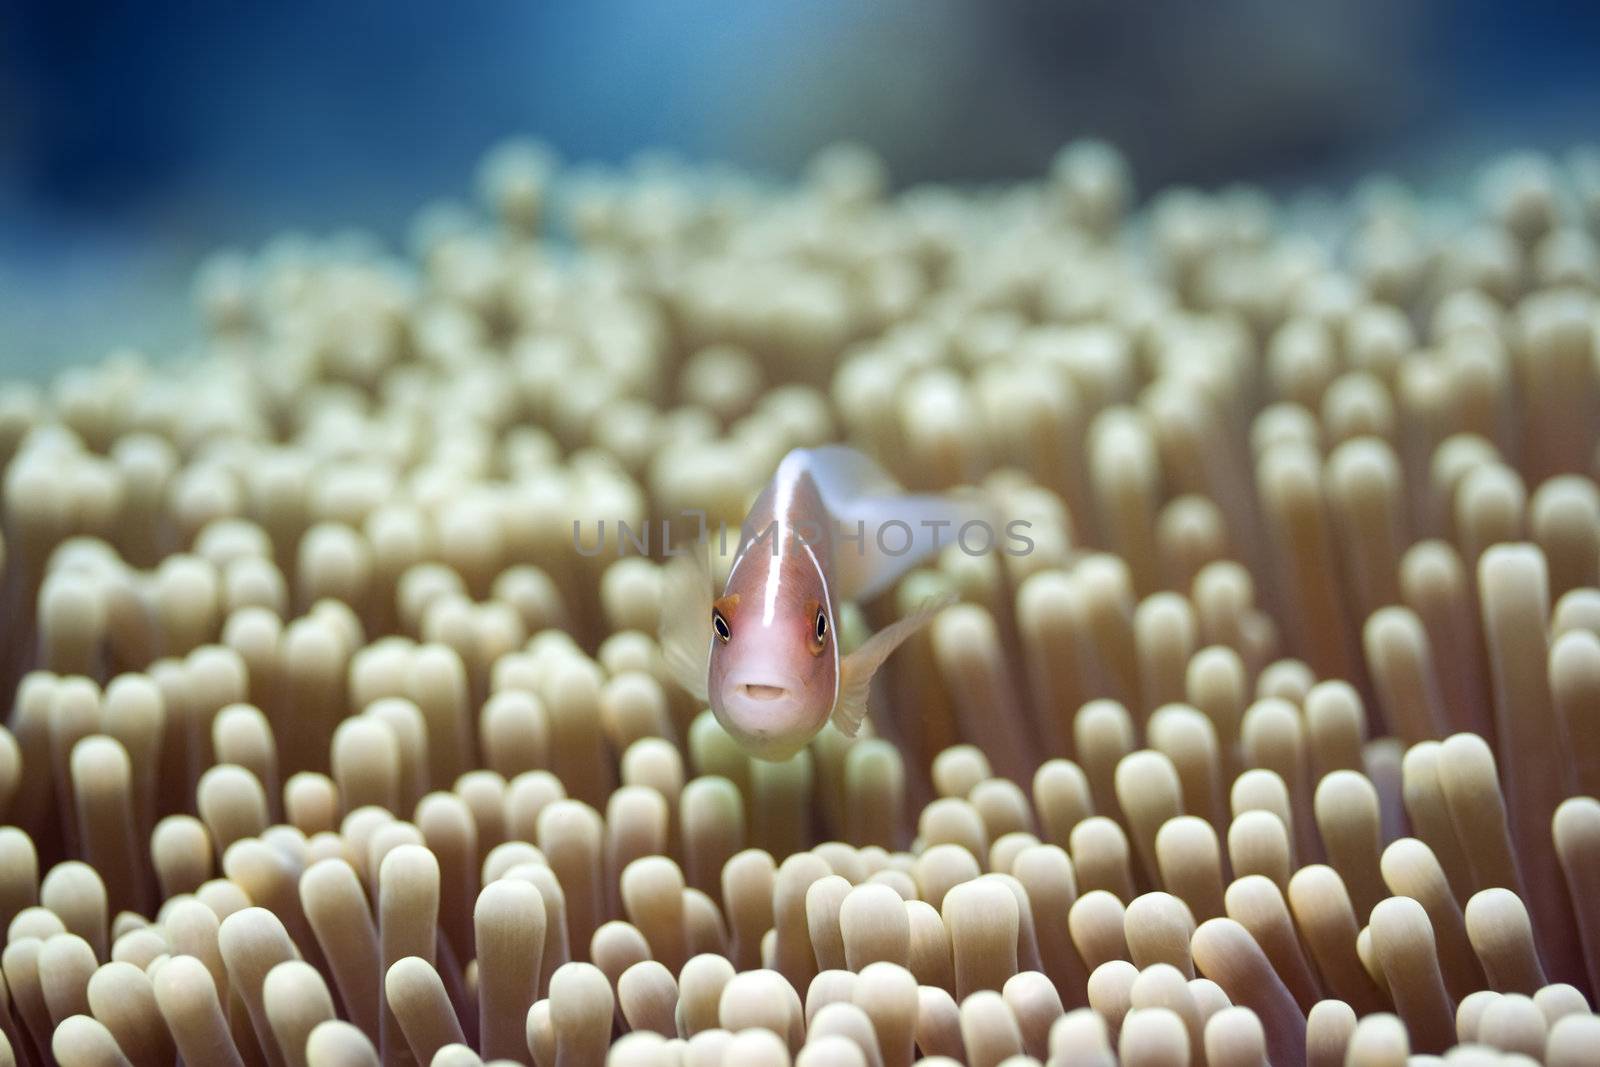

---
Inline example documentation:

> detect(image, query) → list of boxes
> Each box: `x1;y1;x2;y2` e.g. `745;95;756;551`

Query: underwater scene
3;4;1600;1066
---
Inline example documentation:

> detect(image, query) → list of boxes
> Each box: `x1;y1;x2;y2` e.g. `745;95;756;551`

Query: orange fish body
663;446;980;760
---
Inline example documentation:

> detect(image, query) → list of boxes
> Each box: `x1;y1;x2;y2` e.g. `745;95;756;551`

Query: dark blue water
2;0;1598;373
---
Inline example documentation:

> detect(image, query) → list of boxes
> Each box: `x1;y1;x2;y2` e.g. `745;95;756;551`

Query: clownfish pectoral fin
658;547;714;704
830;592;956;737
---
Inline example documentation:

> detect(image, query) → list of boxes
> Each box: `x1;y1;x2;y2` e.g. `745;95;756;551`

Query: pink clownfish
662;445;983;761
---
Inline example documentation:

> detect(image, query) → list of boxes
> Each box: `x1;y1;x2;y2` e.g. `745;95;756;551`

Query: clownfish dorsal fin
796;445;993;601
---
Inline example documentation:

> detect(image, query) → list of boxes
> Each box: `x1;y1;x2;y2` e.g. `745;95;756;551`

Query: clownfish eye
712;609;731;643
804;599;827;656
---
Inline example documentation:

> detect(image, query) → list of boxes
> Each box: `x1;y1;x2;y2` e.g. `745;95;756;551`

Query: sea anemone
4;138;1600;1066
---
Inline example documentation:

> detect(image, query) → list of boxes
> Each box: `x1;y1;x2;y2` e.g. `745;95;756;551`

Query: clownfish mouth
739;683;790;701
